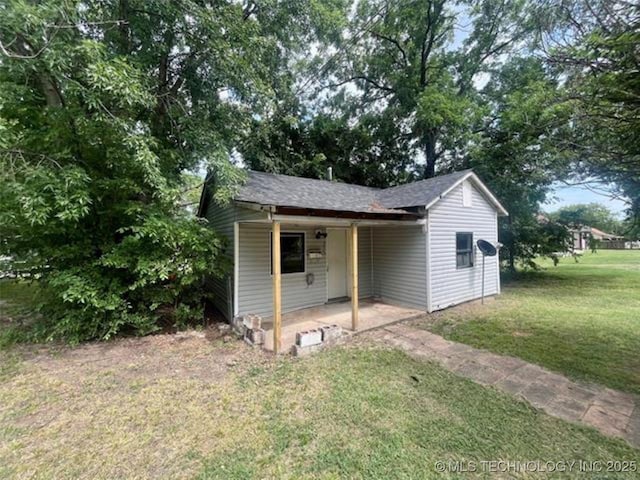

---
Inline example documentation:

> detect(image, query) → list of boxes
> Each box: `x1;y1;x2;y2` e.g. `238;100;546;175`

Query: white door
327;229;347;299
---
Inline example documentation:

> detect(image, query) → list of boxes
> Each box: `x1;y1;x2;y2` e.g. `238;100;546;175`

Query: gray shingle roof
234;169;475;214
375;169;472;208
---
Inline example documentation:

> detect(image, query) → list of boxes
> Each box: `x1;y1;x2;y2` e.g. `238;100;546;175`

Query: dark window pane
456;233;472;251
271;232;305;274
456;233;473;268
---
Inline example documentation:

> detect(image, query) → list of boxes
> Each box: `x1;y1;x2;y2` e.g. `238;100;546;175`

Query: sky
544;183;628;217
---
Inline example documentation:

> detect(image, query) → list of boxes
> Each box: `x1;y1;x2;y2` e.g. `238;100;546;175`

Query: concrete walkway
371;323;640;448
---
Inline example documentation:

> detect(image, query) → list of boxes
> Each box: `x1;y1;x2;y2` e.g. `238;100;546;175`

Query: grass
418;250;640;394
0;342;637;479
0;279;41;348
0;279;40;312
1;252;639;478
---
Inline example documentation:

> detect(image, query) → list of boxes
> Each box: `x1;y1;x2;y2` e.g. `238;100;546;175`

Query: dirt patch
12;326;271;386
0;325;279;479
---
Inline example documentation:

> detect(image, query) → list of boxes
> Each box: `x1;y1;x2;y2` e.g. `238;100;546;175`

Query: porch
234;212;428;353
261;298;424;352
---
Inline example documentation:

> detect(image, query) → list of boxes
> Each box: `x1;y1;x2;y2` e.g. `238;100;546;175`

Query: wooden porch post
272;221;282;353
351;223;359;331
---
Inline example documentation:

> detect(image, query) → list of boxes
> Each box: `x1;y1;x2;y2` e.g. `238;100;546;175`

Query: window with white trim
456;232;474;268
270;232;305;274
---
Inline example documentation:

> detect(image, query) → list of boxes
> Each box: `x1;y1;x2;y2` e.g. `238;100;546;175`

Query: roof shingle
234;169;474;214
375;169;472;208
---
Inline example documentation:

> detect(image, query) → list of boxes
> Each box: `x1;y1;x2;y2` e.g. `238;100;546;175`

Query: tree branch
370;30;408;66
324;75;396;93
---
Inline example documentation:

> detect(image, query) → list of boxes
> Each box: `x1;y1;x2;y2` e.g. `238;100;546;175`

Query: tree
0;0;344;342
540;0;640;229
457;57;573;270
548;203;623;234
241;110;417;187
320;0;535;178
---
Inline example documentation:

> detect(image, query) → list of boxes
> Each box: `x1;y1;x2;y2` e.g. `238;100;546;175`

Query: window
456;233;474;268
271;232;305;274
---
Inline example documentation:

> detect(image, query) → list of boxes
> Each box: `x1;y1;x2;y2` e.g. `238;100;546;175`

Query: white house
198;169;508;352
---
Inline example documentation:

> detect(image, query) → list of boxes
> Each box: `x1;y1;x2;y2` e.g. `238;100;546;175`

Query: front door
326;229;348;300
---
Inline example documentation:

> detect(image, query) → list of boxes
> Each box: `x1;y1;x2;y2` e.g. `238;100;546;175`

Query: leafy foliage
321;0;536;179
549;203;624;235
241;111;417;187
455;57;573;270
0;0;343;342
541;0;640;230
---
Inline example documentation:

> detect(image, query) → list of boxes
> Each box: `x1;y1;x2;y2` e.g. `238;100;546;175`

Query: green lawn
1;253;639;478
419;250;640;394
0;279;41;348
0;279;40;313
0;343;637;479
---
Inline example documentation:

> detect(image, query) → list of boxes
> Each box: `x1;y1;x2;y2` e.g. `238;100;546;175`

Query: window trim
456;232;474;269
270;231;307;276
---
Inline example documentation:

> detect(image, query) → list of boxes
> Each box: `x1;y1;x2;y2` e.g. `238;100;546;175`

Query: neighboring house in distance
591;227;624;242
569;226;623;251
197;169;507;348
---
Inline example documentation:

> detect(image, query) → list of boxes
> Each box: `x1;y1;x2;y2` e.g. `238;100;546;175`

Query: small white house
198;169;507;351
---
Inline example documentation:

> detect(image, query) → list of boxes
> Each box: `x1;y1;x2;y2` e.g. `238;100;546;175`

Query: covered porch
250;210;427;353
261;298;424;352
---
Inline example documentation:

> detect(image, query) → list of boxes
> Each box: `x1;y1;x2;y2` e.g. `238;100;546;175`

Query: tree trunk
37;75;63;107
12;36;64;108
118;0;131;54
423;130;437;179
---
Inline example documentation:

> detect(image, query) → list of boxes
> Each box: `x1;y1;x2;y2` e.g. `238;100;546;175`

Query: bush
23;216;227;344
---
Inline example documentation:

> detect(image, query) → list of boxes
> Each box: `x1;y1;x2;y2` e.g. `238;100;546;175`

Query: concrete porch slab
261;298;424;353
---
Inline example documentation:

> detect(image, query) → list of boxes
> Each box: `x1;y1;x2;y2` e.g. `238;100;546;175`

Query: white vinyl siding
236;225;374;318
372;226;428;310
204;202;267;320
462;180;472;207
358;227;374;298
429;181;499;311
237;224;327;317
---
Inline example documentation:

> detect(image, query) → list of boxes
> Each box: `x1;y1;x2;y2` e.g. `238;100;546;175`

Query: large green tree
541;0;640;228
0;0;344;341
458;57;573;270
241;109;417;187
321;0;536;179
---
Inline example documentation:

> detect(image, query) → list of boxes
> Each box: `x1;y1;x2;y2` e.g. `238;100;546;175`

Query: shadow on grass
502;268;632;292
